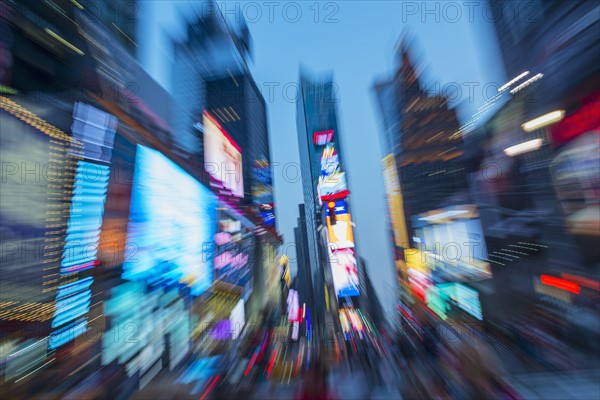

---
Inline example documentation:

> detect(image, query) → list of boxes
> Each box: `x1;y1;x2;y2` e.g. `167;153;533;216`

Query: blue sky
139;1;506;319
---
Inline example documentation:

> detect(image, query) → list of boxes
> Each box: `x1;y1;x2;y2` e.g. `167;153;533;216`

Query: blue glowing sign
123;145;217;296
61;161;110;274
325;199;348;216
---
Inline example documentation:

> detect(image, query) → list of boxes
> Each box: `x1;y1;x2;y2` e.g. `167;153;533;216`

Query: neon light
522;110;565;132
266;350;277;378
199;375;220;400
244;352;258;377
295;351;302;376
541;275;580;294
560;273;600;291
504;138;543;157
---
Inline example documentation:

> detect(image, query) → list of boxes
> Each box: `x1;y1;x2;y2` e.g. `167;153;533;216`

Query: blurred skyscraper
296;71;368;330
373;39;470;296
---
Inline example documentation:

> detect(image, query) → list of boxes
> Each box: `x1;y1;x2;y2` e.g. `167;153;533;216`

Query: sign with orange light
326;213;354;249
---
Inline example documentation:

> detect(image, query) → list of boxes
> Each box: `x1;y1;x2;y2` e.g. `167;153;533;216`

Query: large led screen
122;145;217;296
329;248;360;298
412;205;491;282
203;111;244;198
326;213;355;250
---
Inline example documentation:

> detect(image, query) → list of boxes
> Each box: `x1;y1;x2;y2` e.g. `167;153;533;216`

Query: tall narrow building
296;71;365;329
373;38;477;313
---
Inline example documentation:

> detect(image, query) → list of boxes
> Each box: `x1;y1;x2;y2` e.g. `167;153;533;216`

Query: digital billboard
60;161;110;275
251;159;273;204
260;204;276;227
230;299;245;340
122;145;218;296
319;145;349;201
320;145;339;174
213;209;254;289
203;111;244;198
454;283;483;320
382;154;409;252
313;129;334;145
325;199;348;216
287;289;300;322
412;205;491;282
329;248;359;298
319;172;349;200
326;212;355;250
408;268;432;302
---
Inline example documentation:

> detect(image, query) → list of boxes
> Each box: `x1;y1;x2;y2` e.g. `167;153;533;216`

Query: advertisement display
326;213;355;250
230;299;246;340
60;161;110;275
319;172;349;200
407;268;432;302
454;283;483;320
313;129;334;145
203;111;244;198
325;199;348;216
123;145;218;296
435;282;483;320
213;208;255;289
319;145;350;201
550;131;599;238
252;159;274;204
260;204;276;227
321;146;340;174
382;154;409;250
329;248;360;298
287;289;300;322
412;205;491;282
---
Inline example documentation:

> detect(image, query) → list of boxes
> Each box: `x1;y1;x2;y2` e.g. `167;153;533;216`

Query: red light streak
244;352;258;377
540;274;580;294
560;273;600;291
65;259;99;272
321;190;350;201
266;350;277;379
199;375;220;400
295;352;302;376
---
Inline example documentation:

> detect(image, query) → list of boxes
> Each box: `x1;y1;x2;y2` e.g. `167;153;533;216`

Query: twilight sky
139;0;506;320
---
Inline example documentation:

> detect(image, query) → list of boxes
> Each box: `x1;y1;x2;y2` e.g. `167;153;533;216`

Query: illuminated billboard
319;145;350;201
260;205;276;226
326;212;355;250
313;129;334;145
412;204;491;282
320;145;339;175
60;161;110;274
325;199;348;216
203;111;244;198
319;172;349;200
213;209;254;289
230;299;246;340
123;145;218;296
382;154;409;250
452;283;483;320
252;159;274;205
287;289;300;322
329;248;360;298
